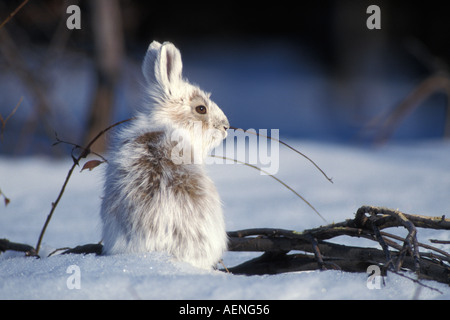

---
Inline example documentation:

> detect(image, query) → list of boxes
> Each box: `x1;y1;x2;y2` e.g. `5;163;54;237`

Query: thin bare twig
230;126;333;183
0;0;30;29
430;239;450;245
34;118;134;255
0;96;23;141
210;155;327;223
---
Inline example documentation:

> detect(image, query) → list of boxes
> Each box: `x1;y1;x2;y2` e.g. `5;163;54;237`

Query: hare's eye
195;105;207;115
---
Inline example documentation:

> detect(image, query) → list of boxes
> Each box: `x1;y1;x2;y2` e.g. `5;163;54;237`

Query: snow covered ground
0;139;449;300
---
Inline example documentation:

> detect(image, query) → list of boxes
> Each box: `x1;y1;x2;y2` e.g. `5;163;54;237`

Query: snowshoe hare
100;41;229;269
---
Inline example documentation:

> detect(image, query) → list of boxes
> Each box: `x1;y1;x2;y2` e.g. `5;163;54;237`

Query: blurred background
1;0;450;156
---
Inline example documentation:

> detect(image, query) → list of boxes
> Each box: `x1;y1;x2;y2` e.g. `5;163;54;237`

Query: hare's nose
222;119;230;131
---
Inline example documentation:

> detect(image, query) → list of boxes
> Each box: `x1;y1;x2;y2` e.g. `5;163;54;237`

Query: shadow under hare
100;41;230;269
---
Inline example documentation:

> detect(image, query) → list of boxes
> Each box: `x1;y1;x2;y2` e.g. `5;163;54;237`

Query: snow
1;140;450;300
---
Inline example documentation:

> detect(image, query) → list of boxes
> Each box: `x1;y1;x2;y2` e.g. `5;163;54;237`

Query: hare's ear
157;42;183;87
142;41;183;94
142;41;162;84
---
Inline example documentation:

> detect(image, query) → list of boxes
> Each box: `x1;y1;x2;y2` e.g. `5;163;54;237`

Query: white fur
100;41;229;269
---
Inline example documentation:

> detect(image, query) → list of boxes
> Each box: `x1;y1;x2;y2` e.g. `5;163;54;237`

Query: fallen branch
226;205;450;286
61;243;103;255
0;238;36;257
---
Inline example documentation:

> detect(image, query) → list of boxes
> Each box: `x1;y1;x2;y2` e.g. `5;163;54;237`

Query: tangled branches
226;205;450;285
